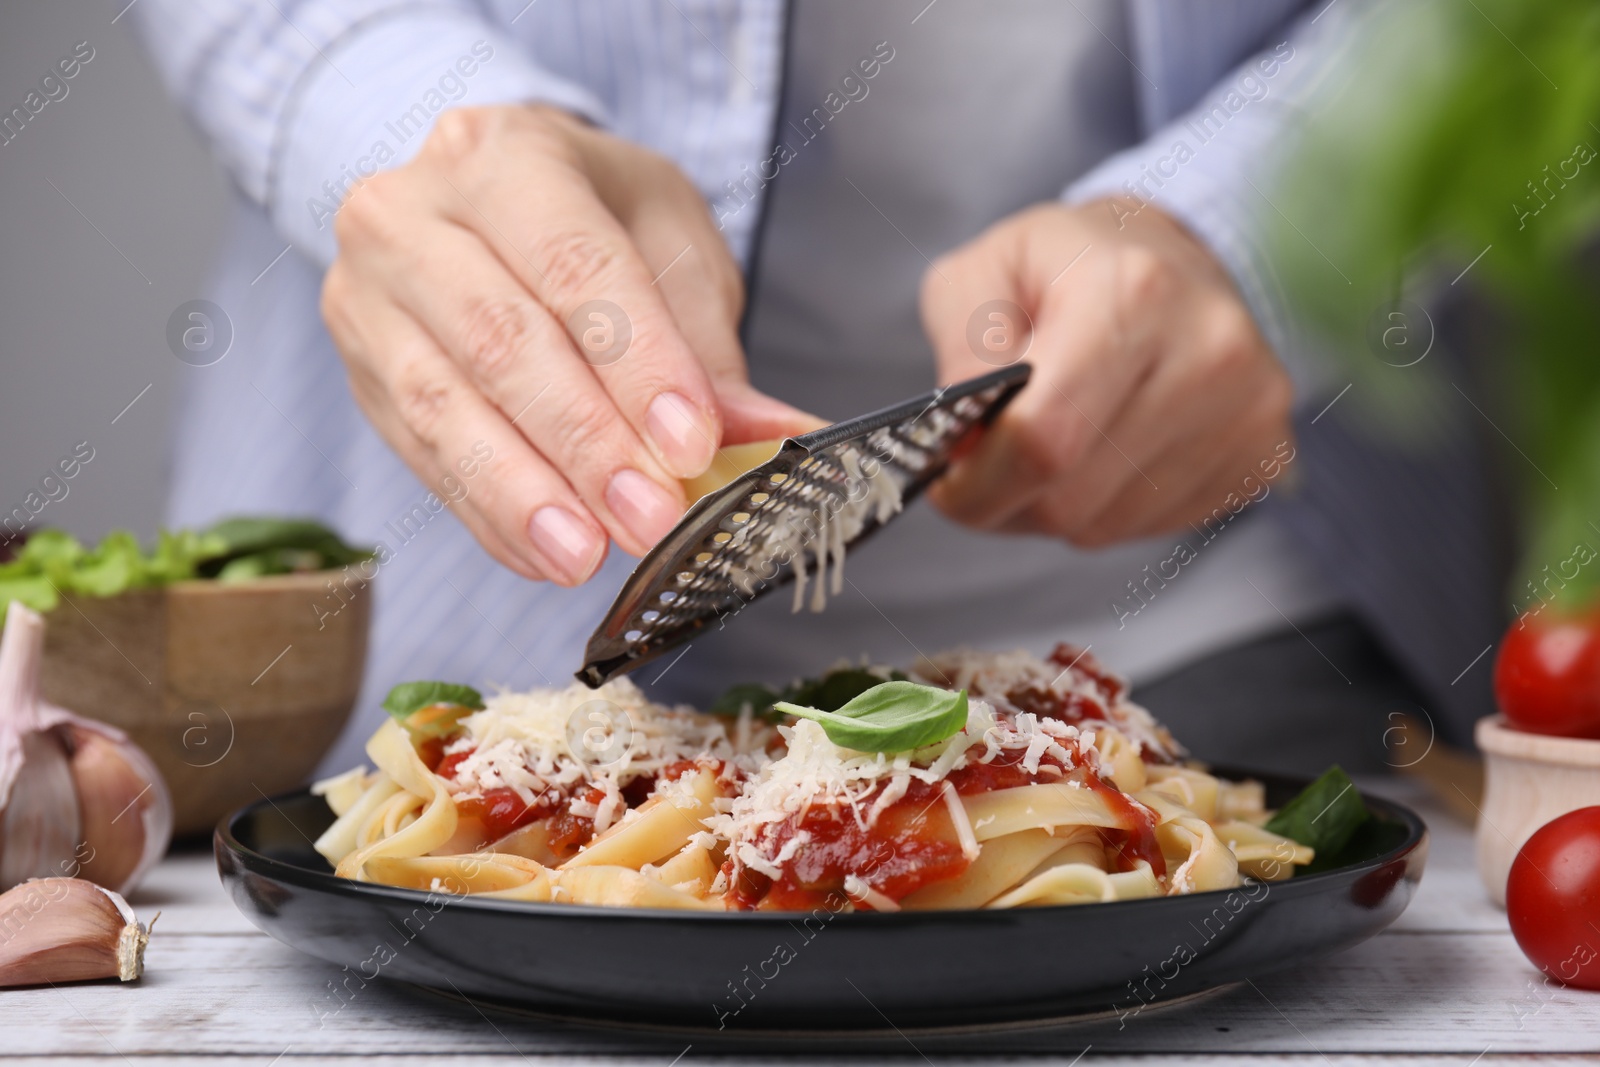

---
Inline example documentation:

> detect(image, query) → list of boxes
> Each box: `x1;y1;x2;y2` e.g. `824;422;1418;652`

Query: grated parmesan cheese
843;874;901;912
915;646;1183;762
710;691;1101;893
942;781;980;860
726;442;906;614
442;677;768;837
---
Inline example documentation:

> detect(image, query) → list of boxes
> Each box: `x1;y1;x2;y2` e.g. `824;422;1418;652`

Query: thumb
919;229;1032;387
714;379;826;445
656;271;821;445
637;232;822;445
918;225;1038;527
647;241;823;445
658;282;821;445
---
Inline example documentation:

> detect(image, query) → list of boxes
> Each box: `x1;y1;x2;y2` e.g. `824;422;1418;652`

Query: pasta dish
313;646;1314;911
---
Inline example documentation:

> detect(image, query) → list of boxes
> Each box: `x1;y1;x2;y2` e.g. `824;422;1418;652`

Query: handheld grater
576;363;1032;687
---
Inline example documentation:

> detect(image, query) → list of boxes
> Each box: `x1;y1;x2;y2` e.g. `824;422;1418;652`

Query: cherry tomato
1506;806;1600;990
1495;610;1600;738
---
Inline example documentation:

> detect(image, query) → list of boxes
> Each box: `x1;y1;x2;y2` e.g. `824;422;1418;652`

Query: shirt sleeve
131;1;609;265
1062;2;1370;401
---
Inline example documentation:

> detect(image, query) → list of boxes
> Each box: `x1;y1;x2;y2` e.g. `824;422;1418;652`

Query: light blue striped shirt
131;1;1485;775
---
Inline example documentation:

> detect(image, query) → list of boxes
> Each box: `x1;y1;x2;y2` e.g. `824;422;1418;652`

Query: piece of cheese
680;439;787;501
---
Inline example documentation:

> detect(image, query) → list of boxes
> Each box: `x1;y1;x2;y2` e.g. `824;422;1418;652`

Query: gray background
0;1;228;546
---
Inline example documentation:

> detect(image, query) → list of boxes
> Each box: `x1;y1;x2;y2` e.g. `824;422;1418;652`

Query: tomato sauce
1087;774;1166;879
1047;643;1126;703
416;736;448;772
454;786;559;839
950;748;1165;879
545;786;603;856
728;736;1167;909
1002;684;1112;729
434;748;472;780
450;783;606;854
434;746;721;853
730;785;971;911
657;756;731;784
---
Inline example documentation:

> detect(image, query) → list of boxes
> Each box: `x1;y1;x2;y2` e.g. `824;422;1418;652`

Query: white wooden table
6;777;1599;1066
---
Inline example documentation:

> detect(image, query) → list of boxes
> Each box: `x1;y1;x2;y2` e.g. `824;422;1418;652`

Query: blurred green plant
1274;0;1600;611
0;517;371;612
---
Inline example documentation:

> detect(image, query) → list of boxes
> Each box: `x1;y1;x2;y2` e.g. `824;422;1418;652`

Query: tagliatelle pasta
313;645;1313;911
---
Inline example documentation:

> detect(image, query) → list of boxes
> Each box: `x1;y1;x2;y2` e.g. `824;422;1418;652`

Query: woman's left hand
918;199;1294;547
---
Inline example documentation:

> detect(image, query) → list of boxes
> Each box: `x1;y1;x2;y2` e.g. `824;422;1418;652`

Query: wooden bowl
1476;715;1600;906
36;572;369;836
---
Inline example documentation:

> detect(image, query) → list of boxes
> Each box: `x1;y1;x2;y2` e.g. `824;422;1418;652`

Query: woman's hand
919;200;1295;546
322;104;811;584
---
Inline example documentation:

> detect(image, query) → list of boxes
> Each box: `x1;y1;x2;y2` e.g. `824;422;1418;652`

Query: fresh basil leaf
709;682;782;717
1265;765;1370;859
784;668;903;713
709;667;908;720
382;681;485;724
196;516;372;577
215;553;272;582
202;516;348;556
215;547;326;582
774;680;969;753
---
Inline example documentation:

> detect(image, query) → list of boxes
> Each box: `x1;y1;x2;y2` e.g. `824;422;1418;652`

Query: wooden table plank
1363;779;1504;934
123;852;258;937
4;927;1597;1057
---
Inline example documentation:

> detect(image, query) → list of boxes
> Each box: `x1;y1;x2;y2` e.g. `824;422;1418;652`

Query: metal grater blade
576;363;1031;687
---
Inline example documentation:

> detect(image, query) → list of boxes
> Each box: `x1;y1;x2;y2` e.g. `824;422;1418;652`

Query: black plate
216;771;1426;1034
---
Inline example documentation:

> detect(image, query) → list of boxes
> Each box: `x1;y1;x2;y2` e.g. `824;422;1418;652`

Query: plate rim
216;767;1428;925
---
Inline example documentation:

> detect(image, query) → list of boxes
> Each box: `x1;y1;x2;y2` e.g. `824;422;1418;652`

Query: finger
919;223;1026;387
919;229;1044;529
323;276;609;585
628;196;820;445
427;111;723;480
923;238;1161;529
1077;395;1292;544
626;185;745;381
999;314;1219;539
373;220;686;556
1063;418;1274;545
1058;298;1288;541
345;361;556;581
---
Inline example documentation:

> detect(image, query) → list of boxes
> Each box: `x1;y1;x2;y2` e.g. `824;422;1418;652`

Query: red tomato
1506;807;1600;990
1495;611;1600;738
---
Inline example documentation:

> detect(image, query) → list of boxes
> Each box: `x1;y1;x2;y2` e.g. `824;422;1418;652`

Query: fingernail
528;506;604;583
605;468;683;550
646;392;716;478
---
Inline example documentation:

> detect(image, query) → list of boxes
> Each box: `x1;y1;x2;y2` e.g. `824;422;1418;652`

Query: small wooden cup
37;572;369;836
1476;715;1600;906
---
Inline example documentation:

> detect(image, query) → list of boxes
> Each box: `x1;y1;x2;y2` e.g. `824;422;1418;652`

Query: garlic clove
40;711;172;894
0;728;82;891
62;726;160;893
0;877;150;987
1;601;173;895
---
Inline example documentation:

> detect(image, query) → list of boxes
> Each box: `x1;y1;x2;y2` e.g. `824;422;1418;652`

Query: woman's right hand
321;104;811;584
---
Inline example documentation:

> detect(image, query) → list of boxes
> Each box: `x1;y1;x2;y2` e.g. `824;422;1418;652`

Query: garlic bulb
0;601;173;894
0;877;150;986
